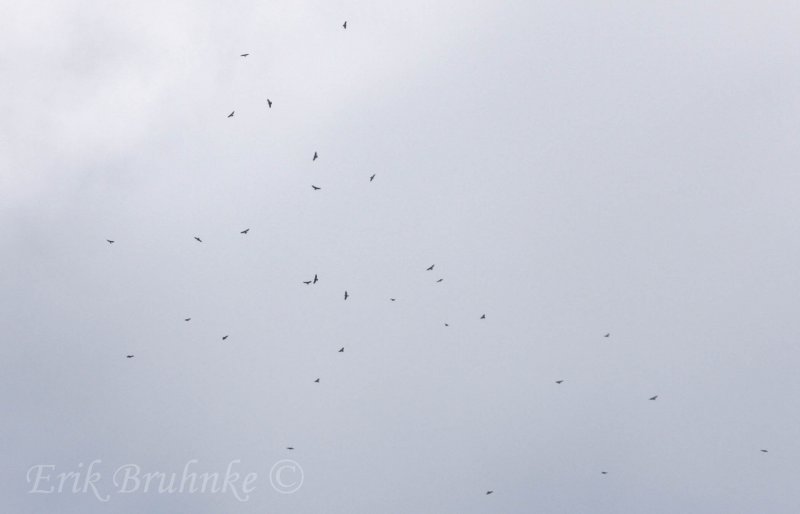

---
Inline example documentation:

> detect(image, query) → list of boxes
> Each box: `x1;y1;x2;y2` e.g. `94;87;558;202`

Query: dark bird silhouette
106;239;114;244
227;111;234;118
303;280;312;285
286;447;294;450
369;173;376;181
486;491;493;495
555;380;564;384
480;314;486;319
312;185;321;190
240;53;249;57
126;355;134;358
601;471;608;475
390;298;396;301
313;274;318;284
222;335;229;341
649;395;658;401
194;237;202;242
426;264;434;271
436;278;444;283
267;99;272;108
314;378;320;383
444;323;449;327
344;291;349;300
338;347;344;353
761;449;769;453
313;151;318;161
184;318;191;322
343;21;347;29
241;228;249;234
604;333;610;338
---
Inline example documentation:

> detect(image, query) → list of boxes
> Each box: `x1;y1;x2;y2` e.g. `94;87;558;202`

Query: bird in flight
480;314;486;319
106;239;114;244
227;111;234;118
240;228;249;234
444;323;449;327
369;173;376;181
303;280;312;285
314;378;320;383
286;447;294;450
222;335;229;341
194;237;202;242
604;333;610;338
555;380;564;384
312;185;321;190
485;491;493;495
313;274;318;284
313;151;318;161
601;471;608;475
343;21;347;29
427;264;434;271
184;318;191;322
649;395;658;401
267;99;272;108
436;278;444;283
126;355;134;359
761;449;769;453
240;53;249;57
390;298;396;301
338;347;344;353
344;291;349;300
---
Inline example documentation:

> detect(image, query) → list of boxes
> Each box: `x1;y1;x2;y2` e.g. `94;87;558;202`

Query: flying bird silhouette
390;298;396;301
303;280;312;285
126;355;134;358
313;151;318;161
313;274;318;284
338;347;344;353
314;378;320;383
286;447;294;450
427;264;434;271
486;491;493;495
267;99;272;108
194;237;202;242
555;380;564;384
480;314;486;319
601;471;608;475
436;278;444;283
444;323;449;327
761;449;768;453
106;239;114;244
649;395;658;401
227;111;234;118
222;335;229;341
604;333;610;338
343;21;347;29
369;173;375;181
344;291;349;300
184;318;191;322
240;53;249;57
312;185;321;190
240;228;249;234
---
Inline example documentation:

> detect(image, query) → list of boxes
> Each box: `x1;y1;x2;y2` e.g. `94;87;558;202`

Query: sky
3;1;800;512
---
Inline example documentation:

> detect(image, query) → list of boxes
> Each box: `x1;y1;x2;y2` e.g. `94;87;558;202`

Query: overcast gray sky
3;1;800;512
